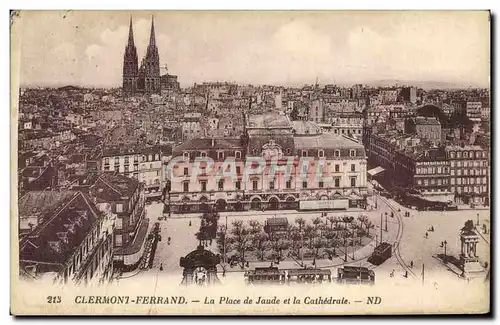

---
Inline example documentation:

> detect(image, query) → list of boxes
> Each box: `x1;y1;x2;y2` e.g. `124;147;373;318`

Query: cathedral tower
122;17;139;94
137;16;161;94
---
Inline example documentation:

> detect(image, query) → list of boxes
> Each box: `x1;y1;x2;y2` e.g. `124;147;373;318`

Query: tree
295;217;306;232
271;238;288;261
200;209;220;239
230;220;252;267
303;224;315;248
365;220;375;237
290;230;302;248
248;220;263;235
357;215;368;230
312;238;326;260
312;217;322;230
216;225;232;261
332;216;342;229
252;232;269;261
327;216;336;230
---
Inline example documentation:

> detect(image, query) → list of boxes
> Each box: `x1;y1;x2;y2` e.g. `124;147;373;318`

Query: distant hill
57;85;82;91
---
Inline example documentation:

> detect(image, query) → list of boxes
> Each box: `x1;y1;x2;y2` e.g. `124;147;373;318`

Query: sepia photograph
10;10;491;315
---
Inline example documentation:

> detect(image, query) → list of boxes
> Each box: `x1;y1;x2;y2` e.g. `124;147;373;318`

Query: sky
13;11;490;88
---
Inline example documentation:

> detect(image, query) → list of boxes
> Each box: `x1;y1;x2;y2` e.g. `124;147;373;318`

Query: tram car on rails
367;242;392;266
336;266;375;285
286;268;332;284
244;267;332;285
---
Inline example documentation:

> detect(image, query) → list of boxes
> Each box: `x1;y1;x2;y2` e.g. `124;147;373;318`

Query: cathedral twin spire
123;16;161;94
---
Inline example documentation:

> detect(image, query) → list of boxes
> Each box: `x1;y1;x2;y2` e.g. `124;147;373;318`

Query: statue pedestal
460;255;485;279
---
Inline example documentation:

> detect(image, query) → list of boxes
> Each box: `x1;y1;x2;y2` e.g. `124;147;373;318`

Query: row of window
331;129;363;135
451;186;488;194
181;177;358;192
104;164;160;172
416;178;449;186
448;151;487;159
451;177;488;185
300;149;358;158
103;154;160;164
451;161;488;168
182;163;358;176
416;167;449;174
451;169;488;176
183;151;242;160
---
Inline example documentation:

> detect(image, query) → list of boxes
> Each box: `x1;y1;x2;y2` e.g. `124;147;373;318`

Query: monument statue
459;220;485;279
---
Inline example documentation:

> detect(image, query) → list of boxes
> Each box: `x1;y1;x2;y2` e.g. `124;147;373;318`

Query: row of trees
216;215;377;267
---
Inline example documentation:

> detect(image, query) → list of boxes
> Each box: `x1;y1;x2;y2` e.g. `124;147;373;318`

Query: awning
368;166;385;176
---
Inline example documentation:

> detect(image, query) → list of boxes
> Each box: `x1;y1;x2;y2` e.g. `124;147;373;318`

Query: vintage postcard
10;10;491;315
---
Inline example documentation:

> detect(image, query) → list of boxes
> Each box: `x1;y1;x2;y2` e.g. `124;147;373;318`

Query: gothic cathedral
122;16;161;95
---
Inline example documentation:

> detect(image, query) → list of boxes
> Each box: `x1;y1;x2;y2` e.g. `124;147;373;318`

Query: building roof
412;116;441;126
90;173;139;202
19;191;78;218
291;121;322;135
173;138;243;152
103;144;142;156
445;144;483;151
294;133;364;150
246;113;291;129
19;191;101;268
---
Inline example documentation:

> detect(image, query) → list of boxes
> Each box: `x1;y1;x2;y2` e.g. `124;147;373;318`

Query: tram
367;242;392;266
244;267;332;285
245;267;286;285
286;268;332;284
336;266;375;285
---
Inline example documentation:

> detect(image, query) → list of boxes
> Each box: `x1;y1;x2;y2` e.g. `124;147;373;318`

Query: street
116;193;490;290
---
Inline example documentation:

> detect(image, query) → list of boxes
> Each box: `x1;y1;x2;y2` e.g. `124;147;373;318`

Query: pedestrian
159;263;163;271
404;270;408;278
425;232;428;239
410;260;414;268
189;221;192;226
222;269;226;277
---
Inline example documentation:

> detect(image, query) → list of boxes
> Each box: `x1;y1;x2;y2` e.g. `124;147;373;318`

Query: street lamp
477;213;480;226
351;230;356;260
441;240;448;263
384;212;388;232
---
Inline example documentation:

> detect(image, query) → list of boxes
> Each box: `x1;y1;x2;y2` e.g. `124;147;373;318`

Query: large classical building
166;113;368;213
122;17;161;95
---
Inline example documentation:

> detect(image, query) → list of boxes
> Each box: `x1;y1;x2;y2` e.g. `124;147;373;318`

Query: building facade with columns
166;113;368;213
